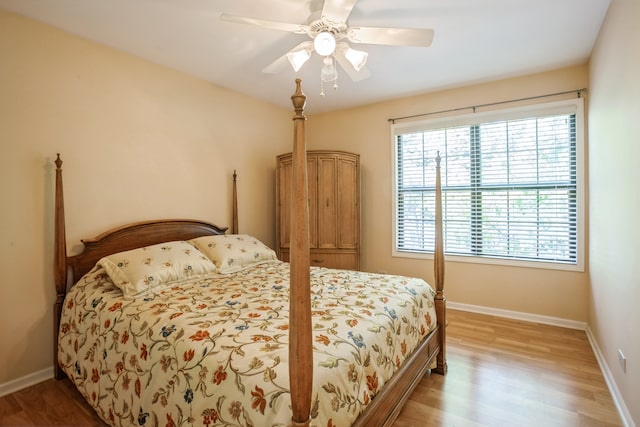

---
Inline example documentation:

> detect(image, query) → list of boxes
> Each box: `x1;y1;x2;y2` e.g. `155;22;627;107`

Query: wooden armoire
276;150;360;270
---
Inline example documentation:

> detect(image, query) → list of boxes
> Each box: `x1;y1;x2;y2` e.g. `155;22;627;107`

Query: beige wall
588;0;639;424
0;9;291;385
306;65;591;322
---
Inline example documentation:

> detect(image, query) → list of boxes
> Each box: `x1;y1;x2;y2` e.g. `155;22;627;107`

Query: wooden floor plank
394;310;622;427
0;309;622;426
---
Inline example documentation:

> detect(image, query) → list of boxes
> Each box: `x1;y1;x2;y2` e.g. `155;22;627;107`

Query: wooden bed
53;79;446;427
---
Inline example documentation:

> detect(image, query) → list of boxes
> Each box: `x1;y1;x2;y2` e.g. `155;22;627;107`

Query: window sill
392;249;585;272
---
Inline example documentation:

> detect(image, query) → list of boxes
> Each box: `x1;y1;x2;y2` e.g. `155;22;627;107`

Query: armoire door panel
276;156;318;249
317;156;338;249
307;157;318;249
277;157;292;249
337;158;358;249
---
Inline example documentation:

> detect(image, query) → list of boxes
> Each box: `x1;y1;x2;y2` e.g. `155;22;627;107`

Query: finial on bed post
232;170;238;234
289;79;312;427
53;153;68;379
291;78;306;119
433;150;447;375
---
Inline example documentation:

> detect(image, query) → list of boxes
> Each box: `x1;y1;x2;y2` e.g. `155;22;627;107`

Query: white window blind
393;99;584;268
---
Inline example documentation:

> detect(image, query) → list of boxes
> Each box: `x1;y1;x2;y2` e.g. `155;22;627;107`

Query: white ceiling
0;0;610;114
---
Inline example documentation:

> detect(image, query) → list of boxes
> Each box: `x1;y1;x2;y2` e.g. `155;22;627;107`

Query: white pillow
189;234;277;273
98;240;217;298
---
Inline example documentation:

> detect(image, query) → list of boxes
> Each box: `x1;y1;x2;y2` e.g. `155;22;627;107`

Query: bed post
53;153;68;379
289;79;312;427
232;170;238;234
433;152;448;375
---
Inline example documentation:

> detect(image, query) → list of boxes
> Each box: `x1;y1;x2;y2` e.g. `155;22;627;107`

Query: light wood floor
396;310;622;427
0;310;622;426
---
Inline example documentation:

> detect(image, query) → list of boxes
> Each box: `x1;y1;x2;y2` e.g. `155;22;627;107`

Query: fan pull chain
319;72;339;98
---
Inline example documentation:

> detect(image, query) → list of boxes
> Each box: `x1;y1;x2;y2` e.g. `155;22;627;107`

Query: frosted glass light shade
321;56;338;82
314;31;336;56
344;48;368;71
287;48;311;71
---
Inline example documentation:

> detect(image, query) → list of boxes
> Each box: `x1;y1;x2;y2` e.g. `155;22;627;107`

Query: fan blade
262;41;314;74
335;50;371;82
220;13;309;34
347;27;434;47
321;0;358;26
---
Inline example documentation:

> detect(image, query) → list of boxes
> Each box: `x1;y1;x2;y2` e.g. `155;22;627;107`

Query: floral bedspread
58;260;437;427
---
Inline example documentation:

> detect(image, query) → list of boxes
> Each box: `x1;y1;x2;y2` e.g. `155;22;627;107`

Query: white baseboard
447;301;588;330
0;366;54;398
585;327;635;427
448;301;634;427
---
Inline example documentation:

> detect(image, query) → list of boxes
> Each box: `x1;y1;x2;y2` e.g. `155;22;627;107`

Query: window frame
391;98;585;272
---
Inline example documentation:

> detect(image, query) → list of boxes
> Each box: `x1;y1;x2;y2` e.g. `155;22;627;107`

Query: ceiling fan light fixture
286;48;311;72
314;31;336;56
344;47;368;71
221;2;436;92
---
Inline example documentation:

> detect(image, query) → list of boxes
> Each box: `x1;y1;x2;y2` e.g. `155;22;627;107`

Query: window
393;99;584;270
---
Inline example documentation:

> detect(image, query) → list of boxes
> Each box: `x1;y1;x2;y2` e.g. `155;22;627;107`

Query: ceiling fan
220;0;434;95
